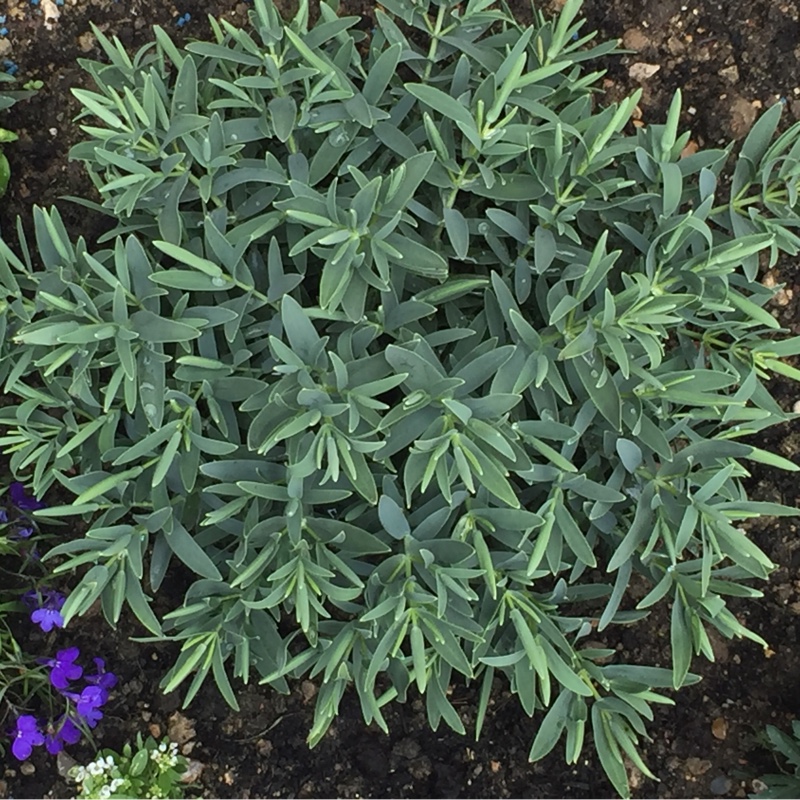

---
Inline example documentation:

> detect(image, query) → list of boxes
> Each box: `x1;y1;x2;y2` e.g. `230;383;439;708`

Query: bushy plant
1;0;799;793
69;734;188;800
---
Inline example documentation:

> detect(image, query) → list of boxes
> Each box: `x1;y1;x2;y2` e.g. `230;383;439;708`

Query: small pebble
56;751;78;779
179;759;204;783
19;762;35;776
710;775;732;795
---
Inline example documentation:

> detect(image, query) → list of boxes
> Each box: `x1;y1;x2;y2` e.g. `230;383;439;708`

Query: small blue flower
41;646;83;690
0;15;7;23
24;588;66;632
67;685;107;727
11;715;44;760
0;28;8;37
45;716;81;754
176;12;191;27
85;657;118;701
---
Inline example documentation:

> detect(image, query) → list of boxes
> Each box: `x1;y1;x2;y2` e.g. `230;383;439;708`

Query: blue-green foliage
0;0;798;794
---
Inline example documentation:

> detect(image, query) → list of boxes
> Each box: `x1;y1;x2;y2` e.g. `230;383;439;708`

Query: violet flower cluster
4;482;117;762
10;649;117;759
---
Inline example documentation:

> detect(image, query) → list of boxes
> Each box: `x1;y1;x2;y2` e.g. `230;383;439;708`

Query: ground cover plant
69;733;189;800
0;0;798;794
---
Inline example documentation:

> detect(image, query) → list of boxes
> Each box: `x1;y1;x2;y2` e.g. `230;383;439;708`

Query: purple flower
84;658;117;700
42;647;83;690
0;508;8;523
44;716;81;754
31;606;64;632
25;588;66;633
13;525;34;539
9;482;47;511
65;685;107;728
10;715;44;760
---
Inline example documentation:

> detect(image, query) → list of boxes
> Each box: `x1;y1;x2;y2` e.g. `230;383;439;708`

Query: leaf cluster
0;0;798;795
0;73;38;197
752;721;800;799
70;734;188;800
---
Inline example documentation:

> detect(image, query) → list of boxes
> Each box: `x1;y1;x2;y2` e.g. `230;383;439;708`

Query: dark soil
1;0;799;798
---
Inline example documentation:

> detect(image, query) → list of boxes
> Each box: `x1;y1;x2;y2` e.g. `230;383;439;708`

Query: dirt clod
712;717;729;741
728;96;759;138
628;61;661;81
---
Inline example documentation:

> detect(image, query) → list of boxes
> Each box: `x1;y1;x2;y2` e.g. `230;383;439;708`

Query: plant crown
0;0;798;794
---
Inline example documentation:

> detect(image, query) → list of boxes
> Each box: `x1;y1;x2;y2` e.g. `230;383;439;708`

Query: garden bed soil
1;0;800;797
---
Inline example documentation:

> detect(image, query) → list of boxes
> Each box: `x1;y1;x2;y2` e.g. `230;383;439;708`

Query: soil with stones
1;0;800;797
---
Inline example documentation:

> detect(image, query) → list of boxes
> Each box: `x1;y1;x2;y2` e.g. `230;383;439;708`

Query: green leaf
378;495;410;539
404;83;478;134
616;438;642;473
73;467;143;506
443;208;469;259
113;421;182;466
363;43;402;105
571;358;621;431
281;295;321;364
554;501;596;567
130;310;201;343
152;240;224;277
268;95;297;144
165;521;222;580
670;589;692;689
529;689;571;761
739;101;782;167
149;271;228;292
591;705;632;799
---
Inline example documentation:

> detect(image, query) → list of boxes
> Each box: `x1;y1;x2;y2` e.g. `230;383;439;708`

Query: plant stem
422;3;448;83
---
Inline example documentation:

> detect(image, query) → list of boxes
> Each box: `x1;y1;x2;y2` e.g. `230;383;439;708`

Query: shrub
0;0;799;793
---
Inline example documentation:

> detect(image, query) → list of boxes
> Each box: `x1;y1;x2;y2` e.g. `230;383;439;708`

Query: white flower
98;787;111;799
158;742;167;752
72;767;87;783
87;761;105;777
